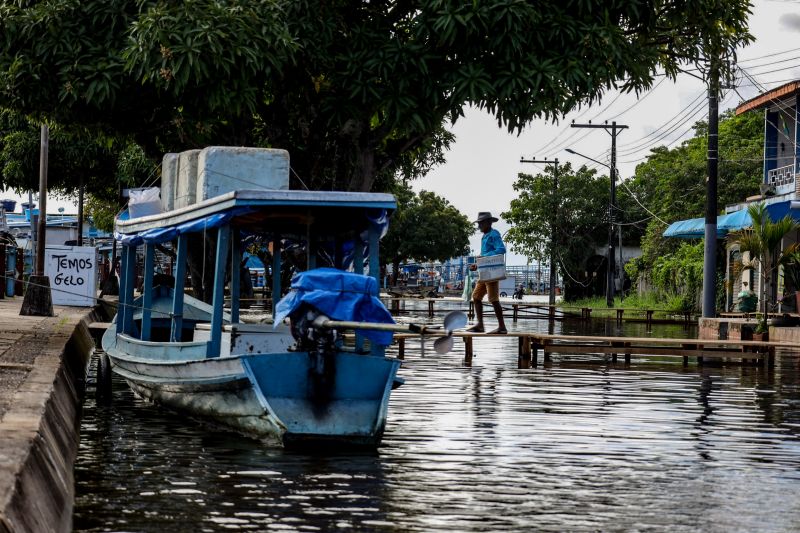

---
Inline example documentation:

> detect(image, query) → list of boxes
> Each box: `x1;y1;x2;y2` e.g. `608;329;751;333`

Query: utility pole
570;121;628;307
520;157;559;305
702;60;720;318
21;124;53;316
77;176;84;246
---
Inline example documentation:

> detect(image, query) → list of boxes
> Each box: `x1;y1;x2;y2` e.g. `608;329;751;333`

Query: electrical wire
532;89;633;157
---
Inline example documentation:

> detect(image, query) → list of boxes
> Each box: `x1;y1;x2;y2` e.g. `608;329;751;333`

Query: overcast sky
8;1;800;264
412;0;800;264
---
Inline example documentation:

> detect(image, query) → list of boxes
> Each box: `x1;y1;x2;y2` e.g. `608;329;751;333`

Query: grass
563;292;689;314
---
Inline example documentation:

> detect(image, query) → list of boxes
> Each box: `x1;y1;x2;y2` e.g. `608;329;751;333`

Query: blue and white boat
102;175;403;447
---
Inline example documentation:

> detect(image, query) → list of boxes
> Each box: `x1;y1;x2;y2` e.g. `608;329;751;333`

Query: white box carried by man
476;254;506;281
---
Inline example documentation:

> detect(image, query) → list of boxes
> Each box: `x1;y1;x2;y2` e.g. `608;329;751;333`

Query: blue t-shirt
481;229;506;256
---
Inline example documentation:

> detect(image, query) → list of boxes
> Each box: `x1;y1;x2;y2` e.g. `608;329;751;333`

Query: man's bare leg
487;301;507;334
467;298;484;332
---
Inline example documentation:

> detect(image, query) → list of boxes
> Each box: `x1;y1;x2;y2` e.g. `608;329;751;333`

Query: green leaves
0;0;754;195
727;203;799;313
380;184;473;266
502;162;609;296
630;109;763;288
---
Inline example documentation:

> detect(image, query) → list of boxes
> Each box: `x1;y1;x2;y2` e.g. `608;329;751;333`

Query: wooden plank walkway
380;295;693;325
393;330;798;368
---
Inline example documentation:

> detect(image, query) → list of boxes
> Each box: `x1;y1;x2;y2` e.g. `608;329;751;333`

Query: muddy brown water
74;309;800;532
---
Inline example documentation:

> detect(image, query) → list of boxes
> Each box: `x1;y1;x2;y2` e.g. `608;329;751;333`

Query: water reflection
75;312;800;532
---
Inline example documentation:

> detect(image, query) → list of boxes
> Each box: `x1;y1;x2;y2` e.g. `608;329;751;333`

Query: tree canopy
502;162;615;299
0;0;754;195
624;109;764;283
0;109;155;229
381;185;472;276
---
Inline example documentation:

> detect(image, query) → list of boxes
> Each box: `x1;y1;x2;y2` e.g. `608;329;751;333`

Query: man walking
467;212;507;334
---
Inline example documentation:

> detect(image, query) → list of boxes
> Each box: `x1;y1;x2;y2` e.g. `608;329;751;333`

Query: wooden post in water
21;124;53;316
464;336;473;367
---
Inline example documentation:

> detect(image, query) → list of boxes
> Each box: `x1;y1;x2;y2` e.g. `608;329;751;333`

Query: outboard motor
288;304;339;408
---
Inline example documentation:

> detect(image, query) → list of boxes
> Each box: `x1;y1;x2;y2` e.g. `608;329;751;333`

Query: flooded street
74;311;800;532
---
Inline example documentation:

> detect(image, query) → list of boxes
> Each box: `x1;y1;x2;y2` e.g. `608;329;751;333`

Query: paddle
312;310;468;354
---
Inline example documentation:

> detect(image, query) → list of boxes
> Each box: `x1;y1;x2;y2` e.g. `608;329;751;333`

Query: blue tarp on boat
663;201;800;238
274;268;395;345
243;252;265;269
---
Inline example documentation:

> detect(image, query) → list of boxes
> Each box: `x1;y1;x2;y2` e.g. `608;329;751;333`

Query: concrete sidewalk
0;299;96;533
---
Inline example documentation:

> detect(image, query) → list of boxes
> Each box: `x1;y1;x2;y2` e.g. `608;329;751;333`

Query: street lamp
565;148;609;170
564;148;624;304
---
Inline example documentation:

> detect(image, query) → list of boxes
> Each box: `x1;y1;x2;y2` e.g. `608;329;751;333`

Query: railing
767;163;795;188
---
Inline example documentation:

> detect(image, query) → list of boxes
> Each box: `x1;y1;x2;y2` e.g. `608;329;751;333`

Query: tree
502;163;614;299
624;109;764;294
0;1;754;194
381;185;472;281
728;203;799;314
0;109;156;230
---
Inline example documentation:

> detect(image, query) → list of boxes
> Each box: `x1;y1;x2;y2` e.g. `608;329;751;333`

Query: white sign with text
44;245;97;306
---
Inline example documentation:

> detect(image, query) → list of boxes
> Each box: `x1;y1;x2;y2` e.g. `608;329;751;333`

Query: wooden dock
393;330;799;368
380;296;694;326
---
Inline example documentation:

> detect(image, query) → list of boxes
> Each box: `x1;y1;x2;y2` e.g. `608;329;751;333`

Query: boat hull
102;328;401;447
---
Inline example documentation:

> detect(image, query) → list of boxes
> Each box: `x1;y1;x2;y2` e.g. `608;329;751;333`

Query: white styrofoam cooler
197;147;289;199
477;254;506;281
176;149;201;209
160;146;290;211
160;153;178;211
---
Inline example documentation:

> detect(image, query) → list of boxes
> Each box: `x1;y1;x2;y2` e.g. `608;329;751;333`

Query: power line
615;96;708;157
737;46;800;64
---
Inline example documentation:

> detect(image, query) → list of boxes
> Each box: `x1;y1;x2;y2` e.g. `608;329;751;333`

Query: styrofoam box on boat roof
197;147;289;200
175;149;201;209
160;153;178;211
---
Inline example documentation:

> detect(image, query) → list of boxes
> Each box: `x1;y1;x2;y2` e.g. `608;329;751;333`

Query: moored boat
102;147;403;447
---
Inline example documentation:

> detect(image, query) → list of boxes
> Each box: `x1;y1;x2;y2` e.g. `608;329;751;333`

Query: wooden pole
77;176;84;246
36;125;47;276
20;124;53;316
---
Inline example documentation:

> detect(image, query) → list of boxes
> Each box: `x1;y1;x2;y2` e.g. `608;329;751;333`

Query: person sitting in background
513;283;525;300
737;281;758;313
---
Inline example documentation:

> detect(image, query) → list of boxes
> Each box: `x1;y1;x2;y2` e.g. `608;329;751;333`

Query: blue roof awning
663;200;800;239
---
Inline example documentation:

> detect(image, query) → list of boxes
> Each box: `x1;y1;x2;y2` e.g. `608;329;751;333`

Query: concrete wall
0;310;96;533
769;326;800;343
699;317;758;341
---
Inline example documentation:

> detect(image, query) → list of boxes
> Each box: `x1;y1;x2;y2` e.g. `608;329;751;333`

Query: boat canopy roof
115;189;396;245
